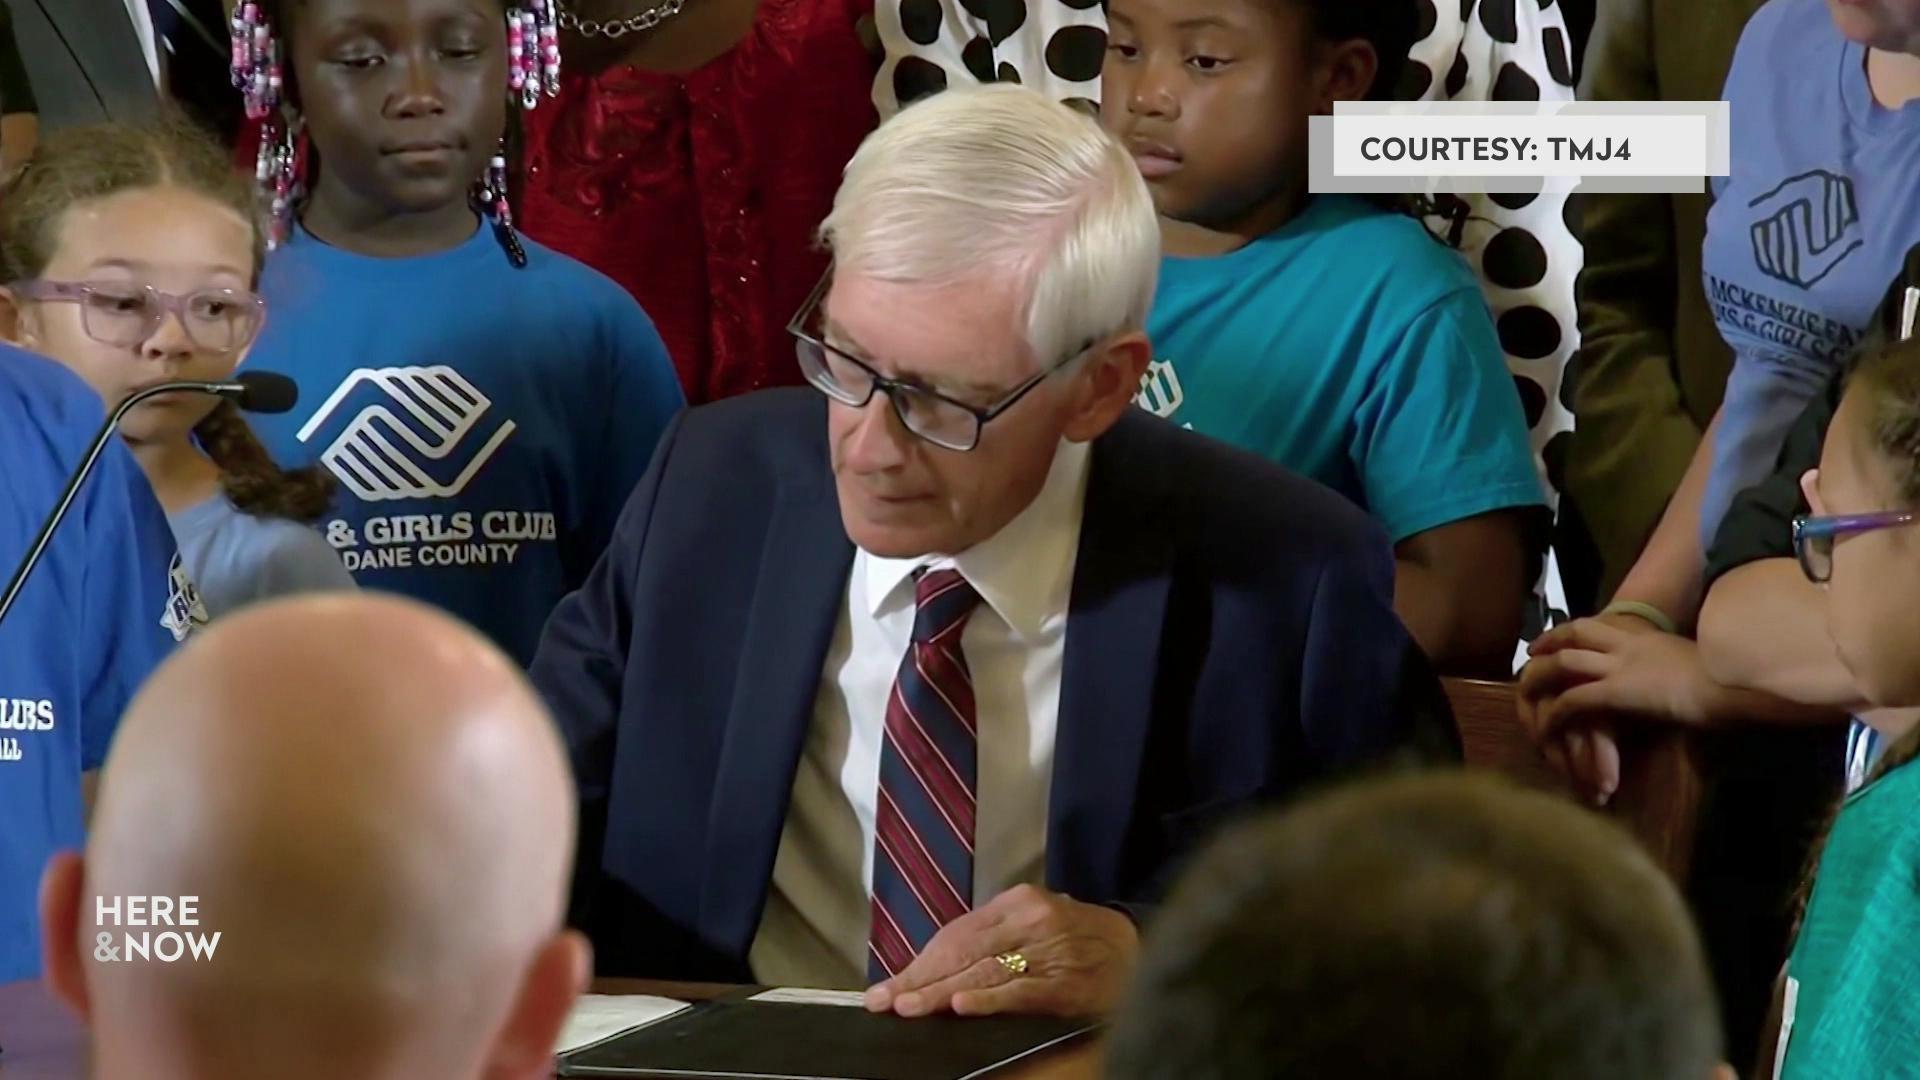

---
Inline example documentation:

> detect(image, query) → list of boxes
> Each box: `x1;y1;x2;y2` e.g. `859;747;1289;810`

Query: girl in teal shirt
1101;0;1544;677
1781;336;1920;1077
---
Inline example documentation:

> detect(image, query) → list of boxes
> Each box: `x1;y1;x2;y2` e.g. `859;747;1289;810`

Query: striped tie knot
911;568;981;646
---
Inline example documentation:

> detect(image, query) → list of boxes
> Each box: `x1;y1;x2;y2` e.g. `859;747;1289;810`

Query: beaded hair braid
230;0;560;267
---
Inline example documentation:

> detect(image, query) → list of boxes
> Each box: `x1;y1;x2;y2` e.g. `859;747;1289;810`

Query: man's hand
864;884;1138;1019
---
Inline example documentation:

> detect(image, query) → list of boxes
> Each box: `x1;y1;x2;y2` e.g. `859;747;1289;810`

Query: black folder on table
555;995;1096;1080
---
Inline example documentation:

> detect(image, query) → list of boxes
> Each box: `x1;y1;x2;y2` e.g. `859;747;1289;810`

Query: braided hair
230;0;560;267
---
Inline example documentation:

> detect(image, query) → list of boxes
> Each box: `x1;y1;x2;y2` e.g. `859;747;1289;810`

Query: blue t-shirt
1700;0;1920;545
246;224;685;666
168;494;356;618
0;346;179;983
1140;195;1544;542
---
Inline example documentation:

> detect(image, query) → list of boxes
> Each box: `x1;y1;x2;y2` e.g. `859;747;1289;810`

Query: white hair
820;84;1160;368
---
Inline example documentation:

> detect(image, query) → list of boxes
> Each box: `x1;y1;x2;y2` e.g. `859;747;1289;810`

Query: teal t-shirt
1779;757;1920;1078
1138;195;1544;542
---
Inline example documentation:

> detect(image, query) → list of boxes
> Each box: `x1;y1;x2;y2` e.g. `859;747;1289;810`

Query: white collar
860;438;1091;642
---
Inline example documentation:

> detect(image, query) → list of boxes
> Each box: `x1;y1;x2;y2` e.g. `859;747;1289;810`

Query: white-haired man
532;84;1455;1020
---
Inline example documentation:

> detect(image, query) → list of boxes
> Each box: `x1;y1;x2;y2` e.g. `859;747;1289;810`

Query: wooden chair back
1444;677;1704;881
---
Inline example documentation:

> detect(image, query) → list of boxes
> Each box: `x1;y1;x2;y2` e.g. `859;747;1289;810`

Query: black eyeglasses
1792;511;1920;583
785;271;1090;452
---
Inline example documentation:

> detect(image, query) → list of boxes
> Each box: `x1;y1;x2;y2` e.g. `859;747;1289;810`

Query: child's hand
1519;615;1708;805
1525;618;1729;729
1517;611;1662;730
1518;620;1621;803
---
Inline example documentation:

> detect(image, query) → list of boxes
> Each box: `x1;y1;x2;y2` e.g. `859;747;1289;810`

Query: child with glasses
0;118;354;620
1775;336;1920;1077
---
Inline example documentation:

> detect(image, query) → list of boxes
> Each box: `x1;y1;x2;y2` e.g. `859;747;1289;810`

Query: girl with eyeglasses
1775;336;1920;1077
0;117;354;620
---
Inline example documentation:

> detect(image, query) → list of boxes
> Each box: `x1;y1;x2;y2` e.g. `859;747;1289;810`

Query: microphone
227;370;299;415
0;372;302;627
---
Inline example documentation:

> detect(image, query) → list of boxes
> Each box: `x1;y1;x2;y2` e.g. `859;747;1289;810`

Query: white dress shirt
122;0;163;88
748;438;1091;990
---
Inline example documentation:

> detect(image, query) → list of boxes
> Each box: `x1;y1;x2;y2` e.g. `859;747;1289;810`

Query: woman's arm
1563;0;1717;603
1696;354;1862;705
1607;409;1721;631
1698;559;1864;708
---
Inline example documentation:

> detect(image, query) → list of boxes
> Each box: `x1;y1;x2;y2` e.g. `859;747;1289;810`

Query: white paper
747;987;869;1007
554;993;691;1055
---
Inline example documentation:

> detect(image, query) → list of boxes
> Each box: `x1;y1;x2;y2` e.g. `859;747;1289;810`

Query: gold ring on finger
994;951;1029;977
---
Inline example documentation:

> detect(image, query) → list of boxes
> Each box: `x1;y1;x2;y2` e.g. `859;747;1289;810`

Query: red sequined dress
521;0;878;404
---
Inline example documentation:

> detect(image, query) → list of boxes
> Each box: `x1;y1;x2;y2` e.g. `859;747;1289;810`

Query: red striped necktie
868;568;982;982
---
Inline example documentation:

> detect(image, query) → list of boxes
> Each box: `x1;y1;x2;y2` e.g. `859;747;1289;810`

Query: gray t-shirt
167;495;355;619
1697;0;1920;546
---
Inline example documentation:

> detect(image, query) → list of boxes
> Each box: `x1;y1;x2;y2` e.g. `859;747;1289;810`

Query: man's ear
38;851;94;1023
480;929;591;1080
1062;331;1152;444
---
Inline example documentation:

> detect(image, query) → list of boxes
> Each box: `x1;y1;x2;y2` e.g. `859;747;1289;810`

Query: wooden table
0;978;1098;1079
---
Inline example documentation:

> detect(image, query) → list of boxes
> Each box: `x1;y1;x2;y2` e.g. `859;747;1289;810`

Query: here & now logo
93;896;222;964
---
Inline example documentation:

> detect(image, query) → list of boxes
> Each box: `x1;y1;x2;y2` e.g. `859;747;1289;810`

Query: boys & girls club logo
92;895;222;964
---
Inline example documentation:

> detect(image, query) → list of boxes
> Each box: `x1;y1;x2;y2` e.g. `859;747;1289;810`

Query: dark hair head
242;0;535;266
0;115;337;523
1295;0;1417;102
1105;772;1723;1080
1281;0;1450;235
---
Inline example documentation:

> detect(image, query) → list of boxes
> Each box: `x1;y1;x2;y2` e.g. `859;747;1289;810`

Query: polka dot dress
1406;0;1583;648
873;0;1108;118
874;0;1583;656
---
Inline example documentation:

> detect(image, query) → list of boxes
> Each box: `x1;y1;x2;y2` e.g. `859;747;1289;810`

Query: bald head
43;594;586;1080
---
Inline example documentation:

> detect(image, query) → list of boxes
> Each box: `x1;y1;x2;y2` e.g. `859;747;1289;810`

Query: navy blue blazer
531;389;1455;980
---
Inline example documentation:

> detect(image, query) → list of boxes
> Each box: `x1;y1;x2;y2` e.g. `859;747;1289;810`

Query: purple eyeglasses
1791;511;1920;583
11;280;266;353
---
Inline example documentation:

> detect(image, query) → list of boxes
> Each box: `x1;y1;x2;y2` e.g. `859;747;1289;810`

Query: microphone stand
0;379;247;627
